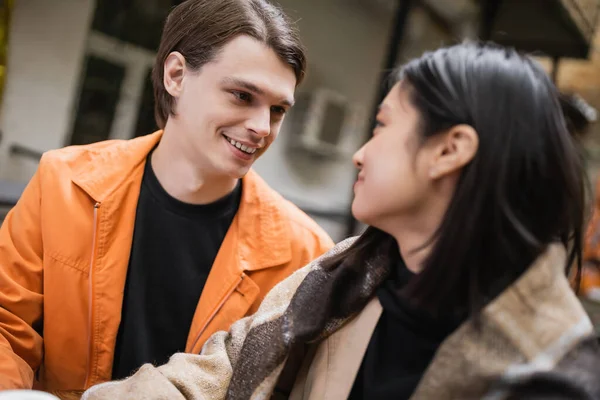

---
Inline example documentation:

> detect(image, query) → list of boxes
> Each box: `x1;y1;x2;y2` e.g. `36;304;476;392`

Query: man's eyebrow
220;77;295;107
221;77;264;95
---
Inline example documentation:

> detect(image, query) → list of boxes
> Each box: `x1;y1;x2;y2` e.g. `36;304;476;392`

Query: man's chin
226;165;252;180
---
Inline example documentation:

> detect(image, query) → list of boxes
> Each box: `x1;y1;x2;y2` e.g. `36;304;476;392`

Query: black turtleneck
348;258;465;399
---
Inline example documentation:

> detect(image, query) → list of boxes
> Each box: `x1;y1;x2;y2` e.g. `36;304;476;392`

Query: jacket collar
70;132;162;202
411;244;594;399
235;170;292;270
70;130;292;270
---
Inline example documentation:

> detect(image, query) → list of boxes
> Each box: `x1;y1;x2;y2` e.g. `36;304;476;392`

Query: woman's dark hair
323;42;588;315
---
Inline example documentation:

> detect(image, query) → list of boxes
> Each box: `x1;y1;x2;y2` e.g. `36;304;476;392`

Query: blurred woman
83;41;599;400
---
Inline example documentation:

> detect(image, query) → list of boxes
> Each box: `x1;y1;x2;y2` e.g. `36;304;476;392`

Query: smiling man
0;0;333;393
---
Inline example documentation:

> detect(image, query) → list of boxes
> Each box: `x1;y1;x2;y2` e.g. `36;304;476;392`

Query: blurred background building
0;0;599;242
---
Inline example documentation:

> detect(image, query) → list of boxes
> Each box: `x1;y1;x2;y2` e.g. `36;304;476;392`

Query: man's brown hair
152;0;307;128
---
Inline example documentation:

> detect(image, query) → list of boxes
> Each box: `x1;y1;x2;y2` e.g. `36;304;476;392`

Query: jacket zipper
84;202;101;388
190;274;244;353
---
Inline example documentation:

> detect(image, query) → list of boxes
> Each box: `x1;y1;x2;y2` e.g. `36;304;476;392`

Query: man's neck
150;131;238;205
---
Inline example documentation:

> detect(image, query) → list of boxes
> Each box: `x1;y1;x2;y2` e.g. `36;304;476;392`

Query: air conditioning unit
285;88;363;160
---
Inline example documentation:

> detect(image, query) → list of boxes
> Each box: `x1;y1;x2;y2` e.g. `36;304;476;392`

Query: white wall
0;0;393;241
252;1;459;241
253;0;395;241
0;0;95;182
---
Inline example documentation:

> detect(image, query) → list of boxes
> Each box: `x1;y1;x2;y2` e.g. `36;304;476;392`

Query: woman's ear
429;124;479;179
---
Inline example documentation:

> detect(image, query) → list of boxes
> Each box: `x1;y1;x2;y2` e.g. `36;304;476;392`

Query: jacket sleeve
0;168;45;389
584;204;600;263
82;264;316;400
583;177;600;263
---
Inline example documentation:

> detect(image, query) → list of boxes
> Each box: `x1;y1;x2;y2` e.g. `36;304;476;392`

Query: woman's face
352;83;434;228
352;81;478;240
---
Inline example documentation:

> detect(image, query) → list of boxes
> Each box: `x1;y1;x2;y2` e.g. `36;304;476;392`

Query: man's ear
163;51;187;98
428;124;479;179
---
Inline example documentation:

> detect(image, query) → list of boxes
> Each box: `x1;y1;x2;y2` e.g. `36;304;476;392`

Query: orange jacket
0;132;334;392
584;177;600;263
579;178;600;296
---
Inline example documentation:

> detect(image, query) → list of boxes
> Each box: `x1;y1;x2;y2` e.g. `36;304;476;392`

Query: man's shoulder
40;136;149;169
35;140;125;185
37;134;161;183
37;140;114;175
245;171;334;249
276;196;331;243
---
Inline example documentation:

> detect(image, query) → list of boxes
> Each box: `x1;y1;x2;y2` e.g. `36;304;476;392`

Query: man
0;0;333;392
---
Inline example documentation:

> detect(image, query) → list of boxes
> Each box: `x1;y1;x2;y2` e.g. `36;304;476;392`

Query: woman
82;42;599;400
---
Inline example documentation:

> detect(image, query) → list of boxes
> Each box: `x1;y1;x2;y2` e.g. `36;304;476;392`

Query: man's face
166;35;297;179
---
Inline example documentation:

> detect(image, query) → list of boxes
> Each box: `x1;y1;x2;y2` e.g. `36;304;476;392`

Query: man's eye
232;91;251;102
271;106;286;115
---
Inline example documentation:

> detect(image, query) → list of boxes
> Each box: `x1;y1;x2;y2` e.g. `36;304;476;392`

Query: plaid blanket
82;238;594;400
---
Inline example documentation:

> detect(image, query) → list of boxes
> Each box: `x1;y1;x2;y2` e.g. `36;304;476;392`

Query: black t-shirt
348;259;464;400
111;156;242;380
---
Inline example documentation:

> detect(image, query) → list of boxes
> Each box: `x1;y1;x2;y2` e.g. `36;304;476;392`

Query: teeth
226;137;257;154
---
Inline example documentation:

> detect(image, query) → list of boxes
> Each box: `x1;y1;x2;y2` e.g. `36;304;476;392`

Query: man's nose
246;108;271;138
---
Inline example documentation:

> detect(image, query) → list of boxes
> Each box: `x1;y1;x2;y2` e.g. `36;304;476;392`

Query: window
69;55;125;145
91;0;184;51
134;69;158;138
69;0;183;145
